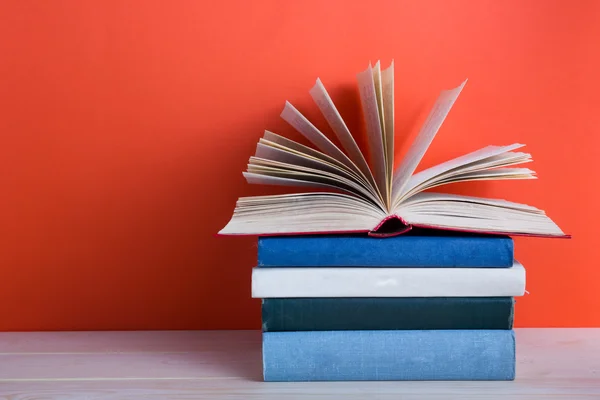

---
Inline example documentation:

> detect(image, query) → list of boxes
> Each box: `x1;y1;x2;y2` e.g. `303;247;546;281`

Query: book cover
257;232;514;267
252;260;526;298
262;329;516;381
262;297;515;331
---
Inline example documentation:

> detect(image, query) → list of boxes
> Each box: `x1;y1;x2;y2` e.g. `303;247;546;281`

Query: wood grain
0;329;598;399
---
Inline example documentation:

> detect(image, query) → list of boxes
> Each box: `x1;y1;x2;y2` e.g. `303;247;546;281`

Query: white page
381;61;395;200
399;192;542;212
424;168;536;191
256;137;381;202
372;61;390;205
280;102;357;172
247;158;381;203
309;78;376;189
395;191;566;237
233;192;383;215
357;64;388;205
373;61;386;145
263;131;350;171
400;212;564;236
392;79;468;196
399;151;532;203
395;143;525;203
244;172;351;194
435;167;535;182
219;193;383;235
255;142;359;184
398;196;565;237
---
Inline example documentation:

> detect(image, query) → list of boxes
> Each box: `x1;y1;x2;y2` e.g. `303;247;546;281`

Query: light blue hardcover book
262;330;515;381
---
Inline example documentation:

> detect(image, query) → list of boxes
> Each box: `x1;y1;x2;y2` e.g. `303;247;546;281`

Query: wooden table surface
0;328;598;399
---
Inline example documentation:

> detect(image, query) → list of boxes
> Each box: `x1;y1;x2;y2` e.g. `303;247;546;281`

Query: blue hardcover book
257;233;513;267
262;330;515;381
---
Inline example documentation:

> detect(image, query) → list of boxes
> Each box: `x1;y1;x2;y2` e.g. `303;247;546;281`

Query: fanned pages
309;79;380;200
357;64;388;206
381;61;395;200
219;61;568;238
391;79;467;197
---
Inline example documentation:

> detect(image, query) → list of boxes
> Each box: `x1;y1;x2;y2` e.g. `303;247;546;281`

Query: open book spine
368;215;412;237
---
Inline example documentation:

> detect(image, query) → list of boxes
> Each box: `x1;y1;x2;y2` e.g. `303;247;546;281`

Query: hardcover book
257;232;514;267
261;297;515;331
252;260;526;298
262;330;516;381
219;61;567;238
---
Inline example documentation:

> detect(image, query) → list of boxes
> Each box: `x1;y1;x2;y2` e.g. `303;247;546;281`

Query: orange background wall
1;0;598;331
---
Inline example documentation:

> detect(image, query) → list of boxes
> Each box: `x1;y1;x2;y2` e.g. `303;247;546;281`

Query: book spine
262;297;514;332
257;235;513;267
252;262;526;298
262;330;516;381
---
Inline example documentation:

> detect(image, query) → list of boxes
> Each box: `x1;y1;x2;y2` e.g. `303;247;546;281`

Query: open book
219;61;567;238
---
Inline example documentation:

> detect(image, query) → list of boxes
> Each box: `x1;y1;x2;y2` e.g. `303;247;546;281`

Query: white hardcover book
251;261;526;298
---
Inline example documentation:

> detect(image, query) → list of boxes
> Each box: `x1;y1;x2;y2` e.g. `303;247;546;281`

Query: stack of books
218;62;568;381
253;232;524;381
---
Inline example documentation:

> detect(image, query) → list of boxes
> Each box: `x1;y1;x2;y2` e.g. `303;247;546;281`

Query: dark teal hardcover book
257;232;514;267
262;297;514;331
